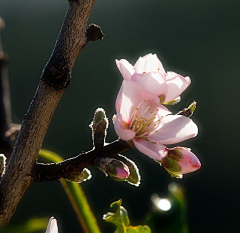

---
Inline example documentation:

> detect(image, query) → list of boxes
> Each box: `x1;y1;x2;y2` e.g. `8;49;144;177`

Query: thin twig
33;139;133;182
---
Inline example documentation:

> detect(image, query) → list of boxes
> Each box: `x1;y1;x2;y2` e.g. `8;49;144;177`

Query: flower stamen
128;101;161;138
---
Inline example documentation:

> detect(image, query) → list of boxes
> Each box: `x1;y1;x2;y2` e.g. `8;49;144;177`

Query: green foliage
0;218;48;233
103;199;151;233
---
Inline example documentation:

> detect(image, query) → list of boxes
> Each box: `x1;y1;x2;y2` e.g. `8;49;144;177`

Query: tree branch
0;0;101;226
33;139;133;182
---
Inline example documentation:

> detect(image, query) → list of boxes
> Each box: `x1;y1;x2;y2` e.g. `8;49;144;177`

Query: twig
33;139;133;182
0;0;101;226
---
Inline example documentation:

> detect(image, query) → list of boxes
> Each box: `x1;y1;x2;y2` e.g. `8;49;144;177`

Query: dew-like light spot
156;198;171;211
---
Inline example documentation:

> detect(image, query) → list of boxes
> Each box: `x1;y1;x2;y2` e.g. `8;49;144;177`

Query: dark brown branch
33;139;133;182
0;0;100;226
41;3;101;90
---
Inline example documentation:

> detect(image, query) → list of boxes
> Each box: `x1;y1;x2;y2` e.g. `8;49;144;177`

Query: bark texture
0;0;97;226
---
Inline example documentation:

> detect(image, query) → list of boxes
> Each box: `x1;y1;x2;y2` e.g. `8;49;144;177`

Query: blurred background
1;0;240;232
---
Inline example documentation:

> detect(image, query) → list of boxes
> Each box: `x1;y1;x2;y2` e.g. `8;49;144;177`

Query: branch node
41;65;71;91
86;24;104;42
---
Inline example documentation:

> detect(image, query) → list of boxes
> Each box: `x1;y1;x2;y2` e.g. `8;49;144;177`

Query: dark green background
1;0;240;232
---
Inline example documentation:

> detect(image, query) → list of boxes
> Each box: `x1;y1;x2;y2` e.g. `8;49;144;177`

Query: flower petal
133;139;167;161
156;104;172;118
120;80;160;122
116;59;134;81
115;84;123;113
165;72;191;102
114;113;136;140
45;217;58;233
148;115;198;144
174;147;201;174
131;72;168;96
133;54;165;74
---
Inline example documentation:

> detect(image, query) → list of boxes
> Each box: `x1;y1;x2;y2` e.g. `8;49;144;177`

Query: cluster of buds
91;108;141;185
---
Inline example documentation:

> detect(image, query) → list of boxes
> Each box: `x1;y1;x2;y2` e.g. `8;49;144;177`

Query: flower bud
64;168;92;183
95;157;130;181
115;154;141;186
90;108;109;148
93;108;107;124
0;154;6;177
161;147;201;178
45;217;58;233
177;101;197;117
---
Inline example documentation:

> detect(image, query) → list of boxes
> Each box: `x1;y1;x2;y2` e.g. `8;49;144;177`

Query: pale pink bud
96;157;130;181
115;154;141;186
161;147;201;178
115;165;130;179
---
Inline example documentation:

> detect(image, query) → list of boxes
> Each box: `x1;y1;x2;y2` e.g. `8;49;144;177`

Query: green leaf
0;217;48;233
103;199;129;232
126;226;151;233
103;199;151;233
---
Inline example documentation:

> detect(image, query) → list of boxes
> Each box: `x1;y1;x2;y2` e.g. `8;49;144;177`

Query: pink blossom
114;80;198;170
116;53;190;103
45;217;58;233
161;147;201;178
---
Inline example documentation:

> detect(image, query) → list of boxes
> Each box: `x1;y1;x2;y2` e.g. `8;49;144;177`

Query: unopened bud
163;96;181;105
64;168;92;183
177;101;197;117
92;108;107;125
95;157;130;181
90;108;109;148
45;217;58;233
161;147;201;178
115;154;141;186
0;154;6;177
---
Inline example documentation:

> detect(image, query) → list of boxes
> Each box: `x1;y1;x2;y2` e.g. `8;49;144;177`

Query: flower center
128;100;161;138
